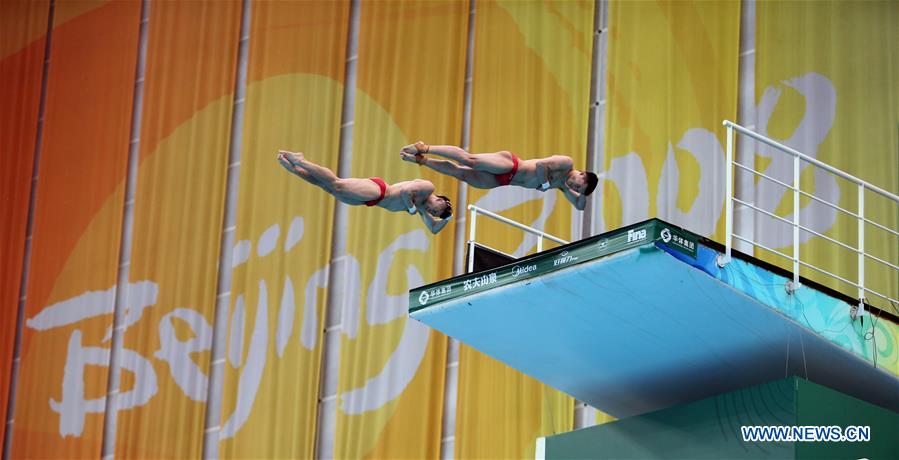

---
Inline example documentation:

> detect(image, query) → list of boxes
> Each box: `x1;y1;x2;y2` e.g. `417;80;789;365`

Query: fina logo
511;264;537;277
418;290;430;305
660;228;672;243
627;228;647;243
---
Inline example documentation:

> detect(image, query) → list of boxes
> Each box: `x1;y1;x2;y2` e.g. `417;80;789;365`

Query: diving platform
409;218;899;418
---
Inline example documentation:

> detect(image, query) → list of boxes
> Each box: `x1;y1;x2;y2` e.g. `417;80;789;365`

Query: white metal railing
721;120;899;312
467;204;568;273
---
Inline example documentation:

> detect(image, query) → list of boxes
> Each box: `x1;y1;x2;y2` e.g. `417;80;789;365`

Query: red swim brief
494;153;519;186
365;177;387;206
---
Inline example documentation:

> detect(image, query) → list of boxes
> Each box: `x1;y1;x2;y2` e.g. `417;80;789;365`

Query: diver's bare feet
401;141;428;155
400;151;427;165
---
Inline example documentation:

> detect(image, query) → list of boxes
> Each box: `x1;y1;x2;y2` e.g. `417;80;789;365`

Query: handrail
466;204;568;272
721;120;899;313
723;120;899;203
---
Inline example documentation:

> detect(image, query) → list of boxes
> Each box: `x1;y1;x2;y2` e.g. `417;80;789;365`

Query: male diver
400;141;598;210
278;150;452;234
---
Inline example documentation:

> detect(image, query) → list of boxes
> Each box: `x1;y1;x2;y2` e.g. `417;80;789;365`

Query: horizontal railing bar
864;252;899;272
864;217;899;240
726;120;899;315
733;202;898;268
732;233;793;261
797;224;861;254
797;189;859;219
734;161;795;191
733;198;794;227
798;260;860;289
732;162;895;238
467;205;568;244
862;286;899;310
725;120;899;203
732;201;884;259
737;236;899;306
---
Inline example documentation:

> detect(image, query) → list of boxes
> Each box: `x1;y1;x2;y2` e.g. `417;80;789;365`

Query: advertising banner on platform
411;219;698;311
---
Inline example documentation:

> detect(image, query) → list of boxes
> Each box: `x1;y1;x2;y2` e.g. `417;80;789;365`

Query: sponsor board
409;219;700;312
658;225;697;256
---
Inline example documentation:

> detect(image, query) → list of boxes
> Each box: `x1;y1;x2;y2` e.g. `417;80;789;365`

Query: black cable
730;247;896;371
865;299;897;369
791;288;852;336
863;309;879;369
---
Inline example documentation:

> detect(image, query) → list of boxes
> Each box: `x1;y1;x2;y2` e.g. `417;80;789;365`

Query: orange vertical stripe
0;0;50;452
12;1;140;457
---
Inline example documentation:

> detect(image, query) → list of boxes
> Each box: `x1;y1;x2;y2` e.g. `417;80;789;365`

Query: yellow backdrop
603;0;740;240
333;1;467;458
113;1;241;458
218;1;349;458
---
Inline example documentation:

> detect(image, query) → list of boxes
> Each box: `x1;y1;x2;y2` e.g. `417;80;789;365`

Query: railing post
723;122;734;266
858;183;865;305
789;153;801;293
468;206;477;273
536;234;544;252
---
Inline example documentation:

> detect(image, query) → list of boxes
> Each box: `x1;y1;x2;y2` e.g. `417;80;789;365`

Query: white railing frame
467;204;568;273
721;120;899;311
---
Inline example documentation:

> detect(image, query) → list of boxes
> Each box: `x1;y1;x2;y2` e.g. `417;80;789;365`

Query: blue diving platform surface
409;219;899;418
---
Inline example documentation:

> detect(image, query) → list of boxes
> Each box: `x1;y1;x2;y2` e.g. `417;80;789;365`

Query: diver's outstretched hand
279;150;305;167
277;151;302;176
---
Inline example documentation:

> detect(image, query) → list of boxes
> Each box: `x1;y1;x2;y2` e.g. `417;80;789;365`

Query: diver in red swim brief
400;141;599;211
277;150;453;234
